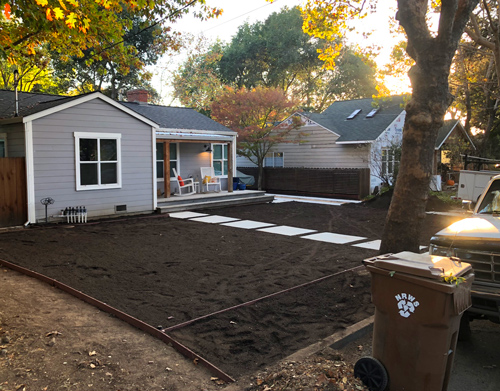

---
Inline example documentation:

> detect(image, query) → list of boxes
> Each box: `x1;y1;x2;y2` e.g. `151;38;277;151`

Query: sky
152;0;411;105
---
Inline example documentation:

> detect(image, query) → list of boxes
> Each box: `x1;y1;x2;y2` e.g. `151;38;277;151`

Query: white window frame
381;148;398;177
74;132;122;191
212;143;228;177
156;142;164;181
169;143;179;179
155;142;179;181
264;151;284;167
0;133;7;157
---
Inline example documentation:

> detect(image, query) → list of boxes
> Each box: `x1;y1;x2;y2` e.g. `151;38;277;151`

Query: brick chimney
127;89;148;104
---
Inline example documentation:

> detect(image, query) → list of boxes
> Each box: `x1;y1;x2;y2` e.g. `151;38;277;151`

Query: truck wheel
354;356;388;391
458;313;472;341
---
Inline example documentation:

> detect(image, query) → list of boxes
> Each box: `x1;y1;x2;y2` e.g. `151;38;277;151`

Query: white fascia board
157;127;238;136
22;92;159;128
156;129;235;141
462;125;476;150
435;122;457;150
336;140;373;145
435;121;476;151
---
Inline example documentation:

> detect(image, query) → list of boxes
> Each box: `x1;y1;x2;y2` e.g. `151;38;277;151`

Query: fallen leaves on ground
244;351;369;391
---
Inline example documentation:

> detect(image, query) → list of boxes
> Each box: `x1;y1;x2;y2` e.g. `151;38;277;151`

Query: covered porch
156;130;236;199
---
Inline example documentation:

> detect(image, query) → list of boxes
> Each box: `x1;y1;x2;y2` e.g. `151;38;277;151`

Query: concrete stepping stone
257;225;317;236
302;232;367;244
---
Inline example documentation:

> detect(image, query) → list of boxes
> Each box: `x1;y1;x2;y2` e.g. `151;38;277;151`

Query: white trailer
457;170;500;203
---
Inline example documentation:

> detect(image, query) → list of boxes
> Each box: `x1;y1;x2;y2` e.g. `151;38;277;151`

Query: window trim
74;132;122;191
211;143;228;177
156;142;179;181
169;143;179;180
381;148;398;177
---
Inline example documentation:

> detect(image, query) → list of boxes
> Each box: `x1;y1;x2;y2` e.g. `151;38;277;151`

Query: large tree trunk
380;0;479;254
380;64;451;253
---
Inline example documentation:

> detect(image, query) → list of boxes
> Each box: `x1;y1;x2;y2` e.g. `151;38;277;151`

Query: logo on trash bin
395;293;420;318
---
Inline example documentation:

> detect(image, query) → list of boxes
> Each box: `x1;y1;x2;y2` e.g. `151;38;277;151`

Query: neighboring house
0;89;237;226
237;96;474;192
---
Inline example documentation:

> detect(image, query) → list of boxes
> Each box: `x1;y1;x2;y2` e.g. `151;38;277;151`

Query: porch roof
122;102;234;134
156;130;234;141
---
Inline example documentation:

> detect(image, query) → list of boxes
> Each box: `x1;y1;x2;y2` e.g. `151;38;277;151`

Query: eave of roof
0;90;158;128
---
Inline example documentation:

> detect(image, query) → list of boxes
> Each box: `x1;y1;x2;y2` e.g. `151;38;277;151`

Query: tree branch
396;0;434;59
465;15;496;50
450;0;481;44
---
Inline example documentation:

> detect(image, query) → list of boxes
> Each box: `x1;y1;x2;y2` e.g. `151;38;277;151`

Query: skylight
346;109;361;120
366;108;379;118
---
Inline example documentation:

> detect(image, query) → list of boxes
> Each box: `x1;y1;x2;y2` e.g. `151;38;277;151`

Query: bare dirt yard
0;199;465;390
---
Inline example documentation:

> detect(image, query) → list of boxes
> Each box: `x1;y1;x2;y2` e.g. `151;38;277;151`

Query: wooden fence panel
237;167;370;200
0;158;27;227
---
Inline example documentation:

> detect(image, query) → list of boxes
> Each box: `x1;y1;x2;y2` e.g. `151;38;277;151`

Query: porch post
227;141;233;193
164;142;171;198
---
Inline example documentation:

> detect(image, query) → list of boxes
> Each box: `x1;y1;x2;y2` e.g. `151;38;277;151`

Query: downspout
152;127;157;210
24;120;36;224
13;69;19;117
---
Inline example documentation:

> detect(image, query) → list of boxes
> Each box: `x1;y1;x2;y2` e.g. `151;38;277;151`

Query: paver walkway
169;212;429;252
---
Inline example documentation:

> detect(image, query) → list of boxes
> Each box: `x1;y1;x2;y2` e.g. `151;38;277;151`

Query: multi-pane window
212;144;228;176
156;143;178;179
381;148;399;176
264;152;284;167
75;132;121;190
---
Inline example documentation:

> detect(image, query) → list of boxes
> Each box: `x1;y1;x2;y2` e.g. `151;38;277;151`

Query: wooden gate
0;158;27;227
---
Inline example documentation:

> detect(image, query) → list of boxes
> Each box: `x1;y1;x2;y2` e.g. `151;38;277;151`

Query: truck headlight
429;244;454;257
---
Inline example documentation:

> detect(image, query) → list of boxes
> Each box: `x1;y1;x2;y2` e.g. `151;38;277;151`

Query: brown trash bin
355;251;474;391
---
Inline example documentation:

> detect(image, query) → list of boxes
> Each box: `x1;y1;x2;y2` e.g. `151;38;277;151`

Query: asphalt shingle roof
306;96;407;143
120;102;233;132
0;89;73;119
0;90;233;133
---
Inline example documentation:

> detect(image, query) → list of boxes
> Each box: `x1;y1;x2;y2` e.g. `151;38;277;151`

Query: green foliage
173;6;378;113
171;38;226;115
428;191;462;206
219;7;321;91
1;0;220;97
49;12;165;98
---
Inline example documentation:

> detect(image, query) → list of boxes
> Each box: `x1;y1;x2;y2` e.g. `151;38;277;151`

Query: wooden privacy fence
0;158;27;227
237;167;370;200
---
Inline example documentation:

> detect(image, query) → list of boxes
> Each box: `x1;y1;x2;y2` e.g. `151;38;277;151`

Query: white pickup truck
430;174;500;332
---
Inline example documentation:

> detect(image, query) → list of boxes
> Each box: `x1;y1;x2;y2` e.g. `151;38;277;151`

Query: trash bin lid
368;251;472;280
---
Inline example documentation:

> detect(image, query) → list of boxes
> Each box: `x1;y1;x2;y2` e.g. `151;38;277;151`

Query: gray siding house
0;90;237;226
238;96;474;192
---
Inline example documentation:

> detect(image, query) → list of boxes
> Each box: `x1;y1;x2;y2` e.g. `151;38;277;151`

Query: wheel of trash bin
354;356;388;391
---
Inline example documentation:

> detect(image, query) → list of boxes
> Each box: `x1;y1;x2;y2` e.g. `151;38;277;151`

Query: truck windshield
477;179;500;214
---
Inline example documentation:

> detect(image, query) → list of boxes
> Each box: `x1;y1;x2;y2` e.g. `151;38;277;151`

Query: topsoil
0;199;465;390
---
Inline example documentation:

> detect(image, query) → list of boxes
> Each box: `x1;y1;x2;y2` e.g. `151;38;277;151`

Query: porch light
204;144;212;152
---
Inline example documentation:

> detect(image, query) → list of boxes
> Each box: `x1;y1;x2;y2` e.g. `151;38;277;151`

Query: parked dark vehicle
430;174;500;333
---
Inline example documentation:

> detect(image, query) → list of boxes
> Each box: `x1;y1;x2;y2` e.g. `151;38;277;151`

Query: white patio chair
200;166;221;193
172;168;196;196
